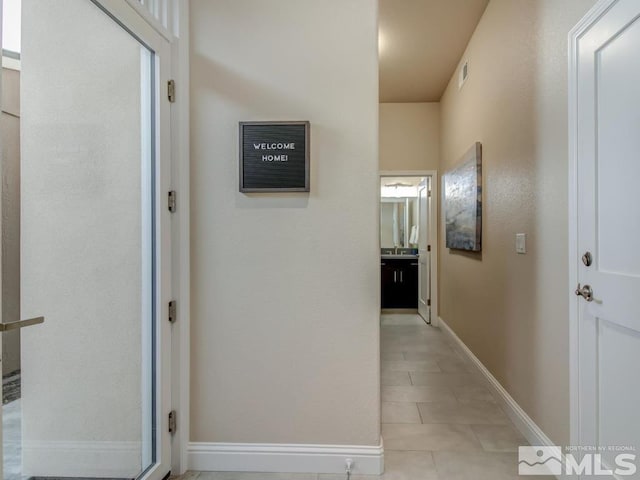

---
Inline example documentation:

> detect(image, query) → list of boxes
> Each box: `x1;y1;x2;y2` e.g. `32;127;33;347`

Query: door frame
101;1;192;474
379;170;438;326
90;2;191;474
567;0;617;452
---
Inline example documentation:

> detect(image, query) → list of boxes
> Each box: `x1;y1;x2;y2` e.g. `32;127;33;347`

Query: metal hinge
427;299;431;306
427;245;431;252
168;300;177;323
168;191;176;213
167;80;176;103
168;410;177;434
428;190;432;197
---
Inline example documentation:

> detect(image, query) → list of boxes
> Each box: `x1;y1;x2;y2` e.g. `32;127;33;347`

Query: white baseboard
22;440;142;478
437;317;556;448
188;441;384;474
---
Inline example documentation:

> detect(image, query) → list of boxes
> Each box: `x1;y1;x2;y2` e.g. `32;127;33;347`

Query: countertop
381;254;419;260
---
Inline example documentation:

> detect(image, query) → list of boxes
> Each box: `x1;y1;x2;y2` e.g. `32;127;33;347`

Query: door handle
393;270;397;283
575;284;593;302
400;270;403;283
0;316;45;332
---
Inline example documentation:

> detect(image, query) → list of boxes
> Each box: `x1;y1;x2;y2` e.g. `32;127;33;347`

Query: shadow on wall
448;249;482;262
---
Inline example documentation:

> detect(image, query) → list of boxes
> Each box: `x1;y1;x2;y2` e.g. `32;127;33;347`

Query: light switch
516;233;526;254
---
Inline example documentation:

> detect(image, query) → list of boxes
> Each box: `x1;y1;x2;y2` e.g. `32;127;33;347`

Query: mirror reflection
380;176;426;251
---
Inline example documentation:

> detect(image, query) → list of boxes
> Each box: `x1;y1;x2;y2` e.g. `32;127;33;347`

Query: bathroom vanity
381;255;419;309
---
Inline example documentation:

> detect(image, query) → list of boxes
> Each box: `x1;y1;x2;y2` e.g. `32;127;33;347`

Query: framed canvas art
443;142;482;252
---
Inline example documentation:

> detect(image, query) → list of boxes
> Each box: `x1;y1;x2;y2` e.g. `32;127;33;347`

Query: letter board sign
239;121;310;192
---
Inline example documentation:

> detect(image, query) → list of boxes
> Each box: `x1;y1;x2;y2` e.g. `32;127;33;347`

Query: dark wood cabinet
381;258;418;309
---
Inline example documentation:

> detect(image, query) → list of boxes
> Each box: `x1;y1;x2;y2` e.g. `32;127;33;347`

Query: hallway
379;313;534;479
178;314;540;479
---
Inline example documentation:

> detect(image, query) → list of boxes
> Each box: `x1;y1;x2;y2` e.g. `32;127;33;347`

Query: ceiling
379;0;489;103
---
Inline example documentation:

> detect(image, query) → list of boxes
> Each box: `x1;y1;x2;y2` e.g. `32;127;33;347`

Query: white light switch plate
516;233;526;254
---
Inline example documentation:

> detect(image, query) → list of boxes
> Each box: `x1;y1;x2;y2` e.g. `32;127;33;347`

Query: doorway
379;171;437;325
0;1;173;479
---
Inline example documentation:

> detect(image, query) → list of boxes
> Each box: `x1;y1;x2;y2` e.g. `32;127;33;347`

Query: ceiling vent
458;60;469;90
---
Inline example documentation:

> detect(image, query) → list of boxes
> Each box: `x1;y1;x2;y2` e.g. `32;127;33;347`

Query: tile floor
177;314;540;480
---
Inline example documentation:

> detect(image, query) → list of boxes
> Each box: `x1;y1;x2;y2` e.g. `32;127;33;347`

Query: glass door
1;0;172;478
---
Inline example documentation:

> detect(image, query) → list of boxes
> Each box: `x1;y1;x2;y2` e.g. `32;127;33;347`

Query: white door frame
103;1;191;474
169;2;191;475
567;0;618;451
98;2;191;474
379;170;438;326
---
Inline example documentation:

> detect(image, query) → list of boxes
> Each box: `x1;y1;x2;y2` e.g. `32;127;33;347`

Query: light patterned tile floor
176;314;531;480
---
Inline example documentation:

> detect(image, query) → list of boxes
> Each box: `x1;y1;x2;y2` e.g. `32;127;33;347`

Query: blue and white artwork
444;143;482;252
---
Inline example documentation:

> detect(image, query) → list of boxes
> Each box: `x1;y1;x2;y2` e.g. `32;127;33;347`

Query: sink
381;254;419;260
381;248;418;256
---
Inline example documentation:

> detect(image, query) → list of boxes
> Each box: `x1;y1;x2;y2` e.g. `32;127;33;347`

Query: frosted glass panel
6;0;157;478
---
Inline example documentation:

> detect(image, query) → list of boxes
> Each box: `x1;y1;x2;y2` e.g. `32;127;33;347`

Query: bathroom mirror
380;177;425;249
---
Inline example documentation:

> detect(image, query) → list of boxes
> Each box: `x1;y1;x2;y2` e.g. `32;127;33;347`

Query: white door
574;0;640;476
418;179;430;322
0;1;173;479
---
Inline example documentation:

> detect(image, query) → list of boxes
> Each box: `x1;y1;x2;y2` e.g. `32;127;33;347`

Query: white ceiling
379;0;489;103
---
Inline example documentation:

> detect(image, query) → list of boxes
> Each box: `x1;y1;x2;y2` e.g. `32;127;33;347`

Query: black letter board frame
239;121;310;193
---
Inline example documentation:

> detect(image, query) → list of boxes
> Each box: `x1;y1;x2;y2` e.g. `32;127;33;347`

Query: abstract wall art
443;142;482;252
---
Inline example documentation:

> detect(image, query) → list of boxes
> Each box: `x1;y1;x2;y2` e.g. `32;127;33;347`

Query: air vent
458;60;469;89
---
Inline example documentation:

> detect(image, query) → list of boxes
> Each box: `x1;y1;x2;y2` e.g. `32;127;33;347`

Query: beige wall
438;0;596;446
1;67;21;376
190;0;380;446
379;102;439;171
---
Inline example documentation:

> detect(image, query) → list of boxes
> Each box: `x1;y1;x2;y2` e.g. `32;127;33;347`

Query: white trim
567;0;617;455
438;316;555;448
22;441;142;478
124;0;176;41
2;55;20;71
428;174;439;327
187;441;384;475
98;0;191;475
379;170;438;325
170;0;191;474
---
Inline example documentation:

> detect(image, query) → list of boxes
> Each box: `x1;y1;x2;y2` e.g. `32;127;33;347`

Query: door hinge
427;245;431;252
168;300;177;323
168;410;177;434
428;190;432;197
427;299;431;307
168;191;176;213
167;79;176;103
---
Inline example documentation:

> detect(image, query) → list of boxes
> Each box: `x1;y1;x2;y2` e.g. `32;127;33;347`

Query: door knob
575;284;593;302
